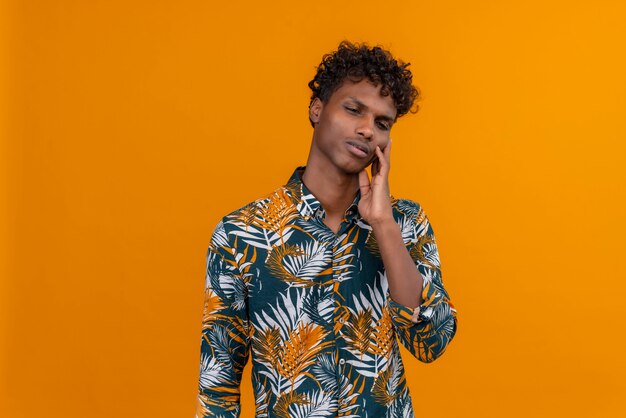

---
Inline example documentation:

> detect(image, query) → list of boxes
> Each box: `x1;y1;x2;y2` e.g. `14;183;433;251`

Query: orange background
2;1;625;417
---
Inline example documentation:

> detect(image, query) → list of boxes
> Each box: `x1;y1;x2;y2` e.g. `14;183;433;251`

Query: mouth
345;140;370;158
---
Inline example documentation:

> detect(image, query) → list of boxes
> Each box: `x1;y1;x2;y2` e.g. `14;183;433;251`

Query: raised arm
358;142;457;363
381;204;458;363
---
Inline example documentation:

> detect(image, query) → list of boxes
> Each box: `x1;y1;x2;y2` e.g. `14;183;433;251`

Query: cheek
321;116;348;139
378;138;391;151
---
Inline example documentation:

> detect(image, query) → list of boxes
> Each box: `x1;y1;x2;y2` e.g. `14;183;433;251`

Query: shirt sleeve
196;219;250;418
387;205;458;363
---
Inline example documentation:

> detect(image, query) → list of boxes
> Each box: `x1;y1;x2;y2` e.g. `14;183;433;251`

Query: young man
196;41;457;418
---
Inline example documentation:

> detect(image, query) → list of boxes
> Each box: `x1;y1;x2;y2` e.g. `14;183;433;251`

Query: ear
309;98;323;124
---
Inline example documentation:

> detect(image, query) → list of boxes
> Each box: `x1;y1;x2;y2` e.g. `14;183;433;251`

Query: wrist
369;215;397;230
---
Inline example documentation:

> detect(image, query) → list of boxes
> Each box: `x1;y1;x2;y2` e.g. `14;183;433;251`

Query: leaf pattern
197;166;458;417
276;322;331;382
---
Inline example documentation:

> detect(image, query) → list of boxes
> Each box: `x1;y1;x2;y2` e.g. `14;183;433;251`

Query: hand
358;139;394;226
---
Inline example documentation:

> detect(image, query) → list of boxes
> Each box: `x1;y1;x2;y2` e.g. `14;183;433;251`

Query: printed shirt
196;166;457;418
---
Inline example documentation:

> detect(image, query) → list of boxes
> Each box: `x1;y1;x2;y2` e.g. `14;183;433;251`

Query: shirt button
339;359;346;365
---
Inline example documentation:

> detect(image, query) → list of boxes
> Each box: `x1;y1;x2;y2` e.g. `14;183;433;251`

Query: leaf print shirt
197;166;457;418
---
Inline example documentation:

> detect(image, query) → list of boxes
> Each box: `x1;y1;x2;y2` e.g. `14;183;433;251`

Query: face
309;78;397;175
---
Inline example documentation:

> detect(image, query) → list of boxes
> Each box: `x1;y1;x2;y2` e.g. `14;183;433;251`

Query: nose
356;116;374;140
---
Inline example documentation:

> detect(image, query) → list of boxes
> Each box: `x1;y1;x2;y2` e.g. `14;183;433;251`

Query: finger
384;139;392;168
358;169;371;195
375;146;388;176
371;156;380;177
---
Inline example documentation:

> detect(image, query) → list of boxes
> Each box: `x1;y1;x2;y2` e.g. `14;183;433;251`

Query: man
196;41;457;418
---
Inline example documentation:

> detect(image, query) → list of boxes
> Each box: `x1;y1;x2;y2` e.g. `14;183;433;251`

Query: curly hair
308;40;420;127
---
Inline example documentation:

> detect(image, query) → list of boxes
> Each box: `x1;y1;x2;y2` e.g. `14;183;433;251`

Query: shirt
196;166;457;418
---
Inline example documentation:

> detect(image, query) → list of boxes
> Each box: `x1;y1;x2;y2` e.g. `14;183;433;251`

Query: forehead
329;78;397;118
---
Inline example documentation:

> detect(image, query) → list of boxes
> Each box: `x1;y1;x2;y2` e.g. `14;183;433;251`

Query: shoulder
390;197;435;241
218;185;290;232
391;197;426;222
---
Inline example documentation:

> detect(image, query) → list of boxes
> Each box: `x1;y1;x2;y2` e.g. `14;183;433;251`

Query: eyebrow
347;96;396;123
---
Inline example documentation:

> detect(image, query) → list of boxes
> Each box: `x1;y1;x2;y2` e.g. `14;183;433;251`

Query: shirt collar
285;166;362;223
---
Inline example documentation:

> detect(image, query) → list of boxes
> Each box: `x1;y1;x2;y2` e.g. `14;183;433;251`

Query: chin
337;159;368;175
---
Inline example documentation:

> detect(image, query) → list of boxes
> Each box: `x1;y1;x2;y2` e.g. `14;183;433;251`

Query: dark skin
303;78;423;308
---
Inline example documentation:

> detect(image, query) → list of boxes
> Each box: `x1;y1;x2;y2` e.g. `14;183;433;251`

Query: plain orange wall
2;1;626;417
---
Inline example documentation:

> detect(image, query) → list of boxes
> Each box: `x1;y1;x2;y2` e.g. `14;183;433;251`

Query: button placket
331;236;346;377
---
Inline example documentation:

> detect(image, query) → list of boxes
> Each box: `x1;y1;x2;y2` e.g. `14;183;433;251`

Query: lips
345;140;370;158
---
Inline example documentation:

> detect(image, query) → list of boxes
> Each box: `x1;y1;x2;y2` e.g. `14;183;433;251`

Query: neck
301;151;359;218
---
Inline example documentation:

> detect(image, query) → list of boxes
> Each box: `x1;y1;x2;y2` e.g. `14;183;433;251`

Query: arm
371;217;423;308
375;205;457;363
196;219;250;418
358;141;457;363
